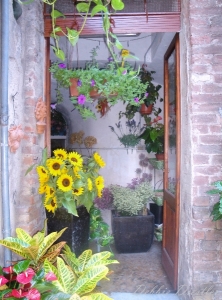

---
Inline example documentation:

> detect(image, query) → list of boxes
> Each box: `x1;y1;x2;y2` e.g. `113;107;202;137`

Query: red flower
16;268;35;284
0;275;9;286
45;272;57;281
23;288;41;300
11;289;26;298
3;266;14;274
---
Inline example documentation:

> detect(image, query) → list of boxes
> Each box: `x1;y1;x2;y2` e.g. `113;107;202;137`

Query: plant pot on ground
109;181;154;253
46;206;90;256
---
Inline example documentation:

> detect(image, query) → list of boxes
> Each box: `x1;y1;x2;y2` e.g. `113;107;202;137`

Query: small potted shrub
110;179;155;253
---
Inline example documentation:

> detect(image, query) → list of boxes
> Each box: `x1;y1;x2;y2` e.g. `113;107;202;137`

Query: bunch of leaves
0;221;66;271
109;119;145;150
0;259;60;300
94;187;114;210
139;116;164;154
207;180;222;221
110;182;154;216
89;206;114;247
43;245;119;299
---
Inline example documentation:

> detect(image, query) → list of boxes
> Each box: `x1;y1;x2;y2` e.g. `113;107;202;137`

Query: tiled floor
91;240;175;296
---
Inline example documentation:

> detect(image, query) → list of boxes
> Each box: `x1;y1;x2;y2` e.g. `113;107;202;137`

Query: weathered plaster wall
1;0;46;262
179;0;222;299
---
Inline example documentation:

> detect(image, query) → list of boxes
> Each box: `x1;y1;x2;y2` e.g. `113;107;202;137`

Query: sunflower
97;188;103;198
121;49;130;57
38;183;47;194
68;152;83;167
57;174;73;192
47;158;63;176
87;178;93;191
73;187;84;196
93;152;106;168
36;166;49;182
73;166;81;179
95;175;105;190
45;185;55;199
44;196;57;213
53;149;68;160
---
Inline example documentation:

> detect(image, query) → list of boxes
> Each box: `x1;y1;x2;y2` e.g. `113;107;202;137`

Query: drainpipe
1;0;12;266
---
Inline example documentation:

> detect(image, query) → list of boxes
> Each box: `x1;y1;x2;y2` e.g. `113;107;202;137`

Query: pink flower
11;289;26;298
77;94;86;105
145;92;149;97
45;272;57;281
16;268;35;284
23;288;41;300
122;69;127;75
0;275;9;286
134;97;139;103
77;79;82;87
3;266;13;274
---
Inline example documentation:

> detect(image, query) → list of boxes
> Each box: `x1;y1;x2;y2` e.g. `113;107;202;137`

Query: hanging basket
69;78;100;99
140;103;153;115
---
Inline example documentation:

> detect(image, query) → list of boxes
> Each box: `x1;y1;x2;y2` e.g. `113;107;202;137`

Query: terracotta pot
155;153;164;161
36;123;46;134
140;103;153;115
69;78;100;98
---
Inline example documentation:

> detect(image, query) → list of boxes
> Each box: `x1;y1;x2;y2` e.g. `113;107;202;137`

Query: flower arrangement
109;119;145;151
140;115;164;154
36;148;106;216
50;47;148;120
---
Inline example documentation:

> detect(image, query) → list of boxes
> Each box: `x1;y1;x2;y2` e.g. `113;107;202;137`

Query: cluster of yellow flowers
36;149;105;216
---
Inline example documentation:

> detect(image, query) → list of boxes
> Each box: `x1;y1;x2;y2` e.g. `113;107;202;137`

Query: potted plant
109;119;145;152
109;177;155;253
150;189;164;225
50;48;148;120
33;148;106;255
0;223;118;300
139;116;164;160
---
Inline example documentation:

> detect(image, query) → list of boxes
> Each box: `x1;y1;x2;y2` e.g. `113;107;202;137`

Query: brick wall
179;0;222;299
7;0;45;240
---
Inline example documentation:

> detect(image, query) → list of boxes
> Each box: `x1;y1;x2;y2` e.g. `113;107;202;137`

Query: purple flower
108;56;114;62
77;80;82;87
58;63;66;69
50;103;57;110
77;94;86;105
145;92;149;97
122;69;127;75
91;79;96;87
134;97;139;103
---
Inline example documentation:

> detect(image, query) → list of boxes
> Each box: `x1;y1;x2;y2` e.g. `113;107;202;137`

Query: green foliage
207;180;222;221
140;117;164;154
110;182;154;216
44;245;118;299
0;221;66;271
50;59;148;120
90;206;114;247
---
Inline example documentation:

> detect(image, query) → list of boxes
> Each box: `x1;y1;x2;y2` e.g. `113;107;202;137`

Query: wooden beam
44;13;181;37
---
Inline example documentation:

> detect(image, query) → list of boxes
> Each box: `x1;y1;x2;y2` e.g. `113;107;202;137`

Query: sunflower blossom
73;187;84;196
47;158;63;176
87;178;93;191
95;176;105;190
68;152;83;167
53;149;68;160
36;166;49;182
93;152;106;168
44;196;57;213
57;174;73;192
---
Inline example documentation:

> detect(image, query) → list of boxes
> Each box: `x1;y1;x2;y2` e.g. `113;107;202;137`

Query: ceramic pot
36;123;46;134
69;78;100;99
155;153;164;161
140;103;153;115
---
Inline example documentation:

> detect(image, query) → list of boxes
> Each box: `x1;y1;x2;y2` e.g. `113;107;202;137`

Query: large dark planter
46;206;90;256
150;203;163;225
111;210;154;253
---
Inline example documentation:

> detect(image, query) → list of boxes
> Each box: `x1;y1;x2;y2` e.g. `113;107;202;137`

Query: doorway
43;2;180;293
